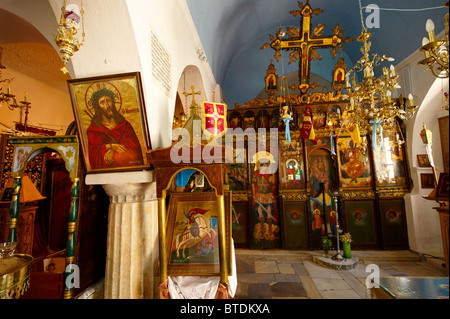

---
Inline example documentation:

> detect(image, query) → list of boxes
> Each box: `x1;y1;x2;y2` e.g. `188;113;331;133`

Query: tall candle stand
331;189;343;261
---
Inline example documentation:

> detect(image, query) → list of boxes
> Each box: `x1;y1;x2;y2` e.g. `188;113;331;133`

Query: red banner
202;102;227;137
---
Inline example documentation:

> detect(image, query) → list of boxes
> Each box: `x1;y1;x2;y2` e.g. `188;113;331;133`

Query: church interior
0;0;448;302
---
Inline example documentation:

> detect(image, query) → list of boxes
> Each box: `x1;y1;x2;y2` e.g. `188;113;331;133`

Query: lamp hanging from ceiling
55;0;85;74
342;1;418;139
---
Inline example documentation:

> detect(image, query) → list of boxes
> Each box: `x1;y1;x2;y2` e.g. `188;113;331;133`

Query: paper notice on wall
151;30;171;96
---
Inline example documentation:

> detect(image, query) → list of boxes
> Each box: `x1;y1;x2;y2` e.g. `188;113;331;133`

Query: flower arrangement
321;236;333;248
340;232;352;244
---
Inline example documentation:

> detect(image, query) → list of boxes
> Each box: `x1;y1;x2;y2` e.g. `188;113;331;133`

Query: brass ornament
55;0;86;74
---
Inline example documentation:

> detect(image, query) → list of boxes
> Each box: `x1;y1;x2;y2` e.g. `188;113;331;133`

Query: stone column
102;182;159;299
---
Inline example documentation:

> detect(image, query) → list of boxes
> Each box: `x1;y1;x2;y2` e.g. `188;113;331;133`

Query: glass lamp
420;124;432;145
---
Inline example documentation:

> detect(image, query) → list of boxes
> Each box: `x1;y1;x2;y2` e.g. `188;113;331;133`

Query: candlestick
390;65;396;77
408;93;414;106
422;37;431;58
386;90;392;103
331;190;343;261
425;19;436;42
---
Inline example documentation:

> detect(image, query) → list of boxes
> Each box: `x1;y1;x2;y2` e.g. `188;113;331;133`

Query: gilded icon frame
166;192;232;276
417;154;431;167
68;72;151;173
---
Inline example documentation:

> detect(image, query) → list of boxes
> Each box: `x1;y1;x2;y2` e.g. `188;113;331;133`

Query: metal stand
331;190;343;261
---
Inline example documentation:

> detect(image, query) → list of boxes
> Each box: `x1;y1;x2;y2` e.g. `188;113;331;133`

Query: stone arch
0;6;74;134
170;65;208;142
409;77;448;173
403;77;448;255
176;65;208;116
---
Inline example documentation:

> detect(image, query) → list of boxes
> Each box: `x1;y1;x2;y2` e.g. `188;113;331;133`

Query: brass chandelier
0;47;32;128
418;1;449;79
343;30;417;132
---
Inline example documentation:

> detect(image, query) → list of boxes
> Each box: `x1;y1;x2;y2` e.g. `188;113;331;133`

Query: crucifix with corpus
261;0;353;95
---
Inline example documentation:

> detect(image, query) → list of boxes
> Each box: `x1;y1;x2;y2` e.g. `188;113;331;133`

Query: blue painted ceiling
186;0;448;107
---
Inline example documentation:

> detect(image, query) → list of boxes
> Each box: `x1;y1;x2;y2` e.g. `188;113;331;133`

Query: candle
426;19;436;42
422;37;431;58
7;87;10;94
387;90;392;103
24;92;27;102
364;66;371;78
408;93;414;106
390;65;396;77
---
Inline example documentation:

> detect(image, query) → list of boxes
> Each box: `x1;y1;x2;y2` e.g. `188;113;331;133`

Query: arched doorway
6;135;80;298
0;8;73;135
5;133;109;299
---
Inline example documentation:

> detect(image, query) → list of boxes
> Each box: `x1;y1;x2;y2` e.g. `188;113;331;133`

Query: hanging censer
55;0;85;74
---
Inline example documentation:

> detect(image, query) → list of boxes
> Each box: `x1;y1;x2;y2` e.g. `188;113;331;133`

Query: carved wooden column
63;177;80;299
102;182;159;299
7;176;22;243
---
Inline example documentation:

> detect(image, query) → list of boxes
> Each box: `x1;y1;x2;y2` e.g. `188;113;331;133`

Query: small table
370;277;449;299
0;254;33;299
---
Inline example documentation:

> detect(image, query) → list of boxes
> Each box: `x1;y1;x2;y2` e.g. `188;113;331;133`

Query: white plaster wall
47;0;221;185
47;0;142;79
0;67;73;134
125;0;219;149
396;44;448;257
48;0;221;150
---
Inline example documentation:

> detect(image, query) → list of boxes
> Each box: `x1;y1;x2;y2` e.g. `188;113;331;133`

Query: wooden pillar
7;176;22;243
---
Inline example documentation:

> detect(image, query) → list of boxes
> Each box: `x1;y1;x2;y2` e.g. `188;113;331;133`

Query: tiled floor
233;249;447;299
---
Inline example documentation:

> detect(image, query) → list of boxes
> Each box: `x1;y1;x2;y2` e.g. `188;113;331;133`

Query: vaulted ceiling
1;1;447;108
186;0;448;106
0;7;69;91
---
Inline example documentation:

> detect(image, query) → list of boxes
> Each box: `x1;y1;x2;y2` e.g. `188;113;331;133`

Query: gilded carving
280;191;308;201
340;189;375;200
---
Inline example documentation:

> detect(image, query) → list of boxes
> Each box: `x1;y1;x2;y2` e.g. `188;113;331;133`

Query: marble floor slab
277;263;296;274
254;260;279;273
315;278;351;292
233;249;447;299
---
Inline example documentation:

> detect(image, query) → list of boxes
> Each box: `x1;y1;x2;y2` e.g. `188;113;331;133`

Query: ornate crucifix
261;0;353;95
183;85;202;105
183;85;202;115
